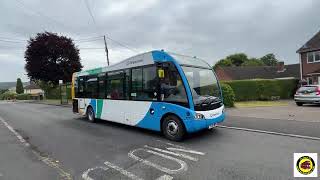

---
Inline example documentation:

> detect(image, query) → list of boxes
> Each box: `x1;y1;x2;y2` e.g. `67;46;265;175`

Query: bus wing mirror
158;69;165;78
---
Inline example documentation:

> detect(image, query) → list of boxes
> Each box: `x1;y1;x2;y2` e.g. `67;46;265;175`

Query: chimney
277;61;285;72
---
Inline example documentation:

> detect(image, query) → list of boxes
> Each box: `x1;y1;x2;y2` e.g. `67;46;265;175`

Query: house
24;83;44;100
296;30;320;85
215;62;300;81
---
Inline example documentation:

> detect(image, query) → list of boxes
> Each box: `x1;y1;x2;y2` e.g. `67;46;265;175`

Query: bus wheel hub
167;121;178;135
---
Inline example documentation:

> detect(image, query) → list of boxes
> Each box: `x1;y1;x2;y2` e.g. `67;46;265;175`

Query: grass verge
234;101;289;108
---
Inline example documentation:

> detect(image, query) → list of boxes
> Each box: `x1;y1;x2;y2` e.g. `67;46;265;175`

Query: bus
71;50;225;141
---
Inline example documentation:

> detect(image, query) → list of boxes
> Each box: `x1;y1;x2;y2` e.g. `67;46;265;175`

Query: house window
307;51;320;63
307;52;314;63
315;51;320;62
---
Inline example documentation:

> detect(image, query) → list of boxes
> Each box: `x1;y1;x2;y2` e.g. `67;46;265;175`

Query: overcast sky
0;0;319;82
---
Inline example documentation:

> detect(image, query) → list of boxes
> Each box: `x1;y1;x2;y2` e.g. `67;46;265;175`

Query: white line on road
128;148;188;174
155;174;173;180
82;166;109;180
217;125;320;141
0;115;72;180
166;148;206;156
104;161;143;180
0;116;30;147
144;145;199;161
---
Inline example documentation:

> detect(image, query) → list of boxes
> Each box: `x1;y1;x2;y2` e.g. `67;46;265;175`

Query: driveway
228;100;320;122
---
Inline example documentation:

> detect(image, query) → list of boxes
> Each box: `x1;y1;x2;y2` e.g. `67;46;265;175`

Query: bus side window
98;73;105;99
131;68;143;100
143;66;158;100
77;77;85;98
131;65;157;101
106;71;125;100
85;76;98;99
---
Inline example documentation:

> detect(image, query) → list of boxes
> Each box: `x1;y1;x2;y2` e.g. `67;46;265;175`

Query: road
0;102;319;180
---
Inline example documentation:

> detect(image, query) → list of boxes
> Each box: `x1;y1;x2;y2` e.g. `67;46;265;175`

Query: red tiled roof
297;30;320;53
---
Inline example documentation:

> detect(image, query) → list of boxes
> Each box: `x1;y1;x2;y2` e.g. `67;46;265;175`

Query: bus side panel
135;102;198;132
97;100;153;126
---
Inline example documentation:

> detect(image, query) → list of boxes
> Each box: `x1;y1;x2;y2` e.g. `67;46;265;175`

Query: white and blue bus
72;50;225;141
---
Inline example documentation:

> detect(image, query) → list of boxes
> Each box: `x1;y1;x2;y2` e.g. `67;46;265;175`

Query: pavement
0;101;319;180
228;101;320;122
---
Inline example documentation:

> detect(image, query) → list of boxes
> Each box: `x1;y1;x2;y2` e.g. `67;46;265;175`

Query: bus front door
78;98;85;114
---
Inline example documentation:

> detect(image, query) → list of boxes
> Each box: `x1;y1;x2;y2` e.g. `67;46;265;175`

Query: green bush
16;93;32;100
223;79;298;101
220;83;235;107
44;86;72;99
45;87;60;99
0;91;17;100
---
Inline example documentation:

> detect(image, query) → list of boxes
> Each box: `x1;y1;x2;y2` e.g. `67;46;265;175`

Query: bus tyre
162;115;185;141
86;107;96;123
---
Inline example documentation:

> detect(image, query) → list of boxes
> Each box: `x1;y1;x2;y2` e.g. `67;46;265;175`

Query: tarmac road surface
0;102;319;180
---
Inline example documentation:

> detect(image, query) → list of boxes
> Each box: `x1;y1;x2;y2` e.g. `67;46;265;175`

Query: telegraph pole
103;35;110;66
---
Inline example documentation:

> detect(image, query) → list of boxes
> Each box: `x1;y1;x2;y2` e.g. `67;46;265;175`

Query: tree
214;53;250;68
214;58;232;69
226;53;249;66
16;78;24;94
25;32;83;85
0;89;8;95
242;58;265;66
260;53;279;66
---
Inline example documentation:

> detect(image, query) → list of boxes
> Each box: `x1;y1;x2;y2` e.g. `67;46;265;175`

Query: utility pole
103;35;110;66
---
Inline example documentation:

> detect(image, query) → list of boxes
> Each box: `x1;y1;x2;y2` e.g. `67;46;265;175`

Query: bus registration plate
209;123;216;129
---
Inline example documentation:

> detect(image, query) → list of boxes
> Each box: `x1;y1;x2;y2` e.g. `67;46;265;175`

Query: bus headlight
195;113;205;119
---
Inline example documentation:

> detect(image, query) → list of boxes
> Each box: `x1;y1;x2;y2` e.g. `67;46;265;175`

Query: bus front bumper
185;106;226;133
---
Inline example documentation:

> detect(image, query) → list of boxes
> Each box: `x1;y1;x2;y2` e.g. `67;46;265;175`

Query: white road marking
156;140;187;149
104;161;143;180
0;116;30;147
144;145;198;161
217;125;320;141
0;116;72;179
155;174;173;180
128;148;188;174
166;148;206;156
82;166;109;180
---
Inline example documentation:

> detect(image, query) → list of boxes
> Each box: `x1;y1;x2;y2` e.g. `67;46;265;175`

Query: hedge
223;79;298;101
220;83;235;107
0;91;17;100
16;93;32;100
45;86;72;99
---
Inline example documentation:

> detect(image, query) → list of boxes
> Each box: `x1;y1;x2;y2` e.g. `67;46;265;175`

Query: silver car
294;85;320;106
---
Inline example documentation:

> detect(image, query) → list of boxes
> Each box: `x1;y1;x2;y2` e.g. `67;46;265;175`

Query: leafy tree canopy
260;53;279;66
214;53;280;69
16;78;24;94
25;32;83;85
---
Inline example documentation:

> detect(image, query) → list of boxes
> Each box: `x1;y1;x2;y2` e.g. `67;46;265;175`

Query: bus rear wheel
162;115;185;141
86;107;96;123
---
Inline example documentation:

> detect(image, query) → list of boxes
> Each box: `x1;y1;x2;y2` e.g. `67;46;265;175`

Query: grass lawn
234;101;289;108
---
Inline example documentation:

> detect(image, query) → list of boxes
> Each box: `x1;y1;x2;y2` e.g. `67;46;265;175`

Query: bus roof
75;50;211;77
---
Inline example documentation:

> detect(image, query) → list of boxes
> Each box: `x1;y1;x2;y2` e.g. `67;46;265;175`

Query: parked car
294;85;320;106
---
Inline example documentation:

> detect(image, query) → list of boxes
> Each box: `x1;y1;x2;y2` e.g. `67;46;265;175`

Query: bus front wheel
86;107;96;123
162;115;185;141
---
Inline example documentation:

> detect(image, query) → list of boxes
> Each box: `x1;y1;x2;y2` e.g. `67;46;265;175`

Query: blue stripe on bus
90;99;97;115
136;101;225;133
